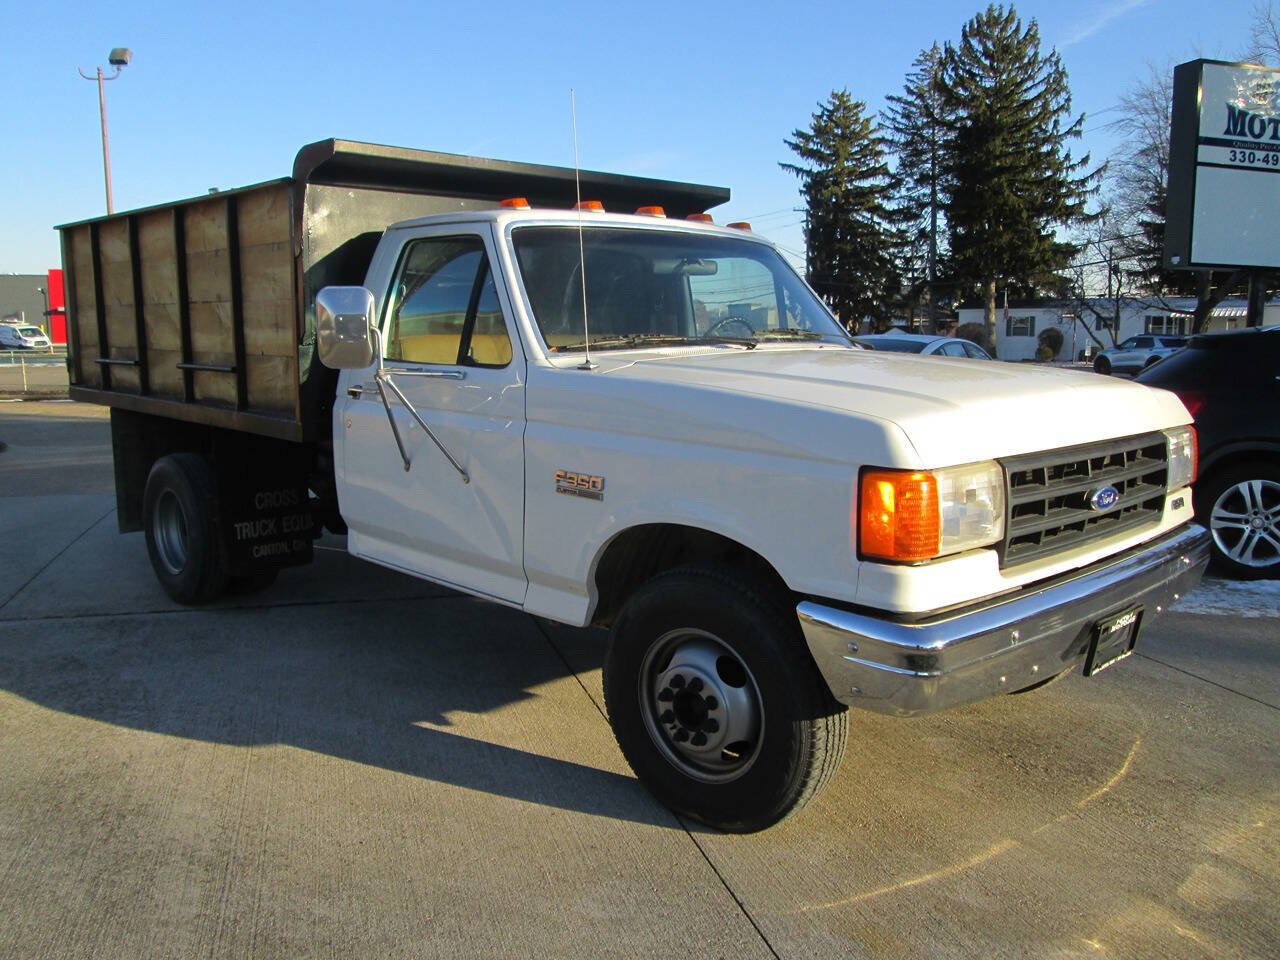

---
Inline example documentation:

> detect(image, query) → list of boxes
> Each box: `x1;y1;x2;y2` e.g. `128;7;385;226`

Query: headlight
858;461;1005;562
1164;425;1196;490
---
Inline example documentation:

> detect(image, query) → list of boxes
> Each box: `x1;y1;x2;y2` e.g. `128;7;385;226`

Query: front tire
143;453;229;604
603;566;847;832
1094;356;1112;375
1196;461;1280;579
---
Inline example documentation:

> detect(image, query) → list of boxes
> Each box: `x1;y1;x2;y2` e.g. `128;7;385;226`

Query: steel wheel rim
153;489;189;575
1210;478;1280;568
638;628;764;783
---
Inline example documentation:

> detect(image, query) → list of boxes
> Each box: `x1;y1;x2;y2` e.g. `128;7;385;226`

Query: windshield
511;226;849;351
18;327;43;338
861;338;927;354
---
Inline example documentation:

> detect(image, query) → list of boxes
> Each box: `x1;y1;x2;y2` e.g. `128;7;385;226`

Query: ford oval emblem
1089;485;1120;511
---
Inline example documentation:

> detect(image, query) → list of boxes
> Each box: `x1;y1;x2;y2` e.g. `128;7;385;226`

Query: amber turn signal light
858;470;941;562
635;205;667;217
500;197;531;209
574;200;605;211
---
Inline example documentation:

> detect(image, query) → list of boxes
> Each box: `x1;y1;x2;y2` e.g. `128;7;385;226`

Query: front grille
998;433;1168;568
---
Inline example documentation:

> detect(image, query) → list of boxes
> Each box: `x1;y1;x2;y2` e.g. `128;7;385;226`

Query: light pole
36;287;48;334
78;47;132;214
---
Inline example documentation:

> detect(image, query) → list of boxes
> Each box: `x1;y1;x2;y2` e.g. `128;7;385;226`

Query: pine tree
883;43;948;326
937;5;1099;346
781;90;905;330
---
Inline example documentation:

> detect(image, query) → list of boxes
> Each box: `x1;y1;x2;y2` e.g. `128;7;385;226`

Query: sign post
1165;58;1279;326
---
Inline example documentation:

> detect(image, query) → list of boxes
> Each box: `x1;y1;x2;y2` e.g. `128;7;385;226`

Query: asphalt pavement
1;401;1277;959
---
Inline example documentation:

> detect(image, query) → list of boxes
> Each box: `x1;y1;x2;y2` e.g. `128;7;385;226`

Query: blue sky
1;0;1264;274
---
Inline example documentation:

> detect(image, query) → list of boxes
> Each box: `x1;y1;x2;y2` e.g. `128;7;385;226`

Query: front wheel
603;566;847;832
1094;356;1112;375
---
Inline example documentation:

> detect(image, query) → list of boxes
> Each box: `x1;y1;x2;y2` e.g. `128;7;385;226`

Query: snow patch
1173;576;1280;619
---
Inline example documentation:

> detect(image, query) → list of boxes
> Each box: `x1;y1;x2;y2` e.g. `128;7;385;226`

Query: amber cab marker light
686;213;714;222
858;469;941;562
727;221;752;231
574;200;605;211
635;205;667;217
499;197;531;209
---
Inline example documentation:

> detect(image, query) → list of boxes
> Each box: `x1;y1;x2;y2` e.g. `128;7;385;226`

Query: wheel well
1195;449;1280;510
589;524;791;628
1198;448;1280;492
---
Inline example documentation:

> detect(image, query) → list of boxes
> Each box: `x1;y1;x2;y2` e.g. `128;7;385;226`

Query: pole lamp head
108;47;132;67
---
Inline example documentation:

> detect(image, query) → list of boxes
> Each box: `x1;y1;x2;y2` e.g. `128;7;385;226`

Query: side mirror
315;286;376;369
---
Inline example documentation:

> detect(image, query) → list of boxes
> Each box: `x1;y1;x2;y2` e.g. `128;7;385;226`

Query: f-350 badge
555;470;605;501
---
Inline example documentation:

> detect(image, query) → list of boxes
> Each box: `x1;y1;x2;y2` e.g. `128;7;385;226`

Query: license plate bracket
1083;605;1143;677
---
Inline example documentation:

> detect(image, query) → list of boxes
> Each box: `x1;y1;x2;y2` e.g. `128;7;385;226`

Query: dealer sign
1165;58;1280;271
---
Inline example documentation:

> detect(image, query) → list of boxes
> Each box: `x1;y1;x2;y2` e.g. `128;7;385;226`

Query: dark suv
1137;326;1280;579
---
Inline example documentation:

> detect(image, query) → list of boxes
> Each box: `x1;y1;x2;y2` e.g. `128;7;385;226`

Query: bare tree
1065;214;1134;351
1247;1;1280;64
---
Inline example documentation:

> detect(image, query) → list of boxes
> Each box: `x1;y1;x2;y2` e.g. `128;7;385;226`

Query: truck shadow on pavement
0;593;676;828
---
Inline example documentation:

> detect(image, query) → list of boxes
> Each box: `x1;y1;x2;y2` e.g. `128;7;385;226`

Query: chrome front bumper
797;524;1210;716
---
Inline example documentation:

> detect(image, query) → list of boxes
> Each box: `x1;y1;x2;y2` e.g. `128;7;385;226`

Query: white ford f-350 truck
59;140;1209;831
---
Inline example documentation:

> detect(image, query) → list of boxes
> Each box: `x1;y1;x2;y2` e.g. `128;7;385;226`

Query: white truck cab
61;140;1209;832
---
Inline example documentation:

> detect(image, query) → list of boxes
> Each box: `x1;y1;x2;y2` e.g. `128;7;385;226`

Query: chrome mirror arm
368;327;470;484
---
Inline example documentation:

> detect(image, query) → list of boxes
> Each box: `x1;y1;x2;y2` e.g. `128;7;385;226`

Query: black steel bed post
226;195;248;410
88;222;111;391
61;230;82;385
127;215;151;395
173;207;195;403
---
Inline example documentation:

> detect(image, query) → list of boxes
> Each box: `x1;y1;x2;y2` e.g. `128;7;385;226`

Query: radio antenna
571;88;596;370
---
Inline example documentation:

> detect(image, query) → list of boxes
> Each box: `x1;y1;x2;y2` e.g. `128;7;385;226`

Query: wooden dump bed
59;138;729;442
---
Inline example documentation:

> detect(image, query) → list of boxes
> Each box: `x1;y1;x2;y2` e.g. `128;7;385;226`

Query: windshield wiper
553;334;756;352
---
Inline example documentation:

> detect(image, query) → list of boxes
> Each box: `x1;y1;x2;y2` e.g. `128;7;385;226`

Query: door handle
392;369;466;380
347;385;363;398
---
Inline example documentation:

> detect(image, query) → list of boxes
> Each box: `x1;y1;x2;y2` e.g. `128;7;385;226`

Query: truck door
337;227;527;605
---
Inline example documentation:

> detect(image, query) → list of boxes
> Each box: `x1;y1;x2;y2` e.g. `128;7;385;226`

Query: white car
0;323;51;349
854;332;993;359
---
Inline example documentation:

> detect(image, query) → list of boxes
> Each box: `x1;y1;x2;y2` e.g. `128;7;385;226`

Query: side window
939;341;966;357
466;266;514;367
1119;338;1138;349
962;341;990;359
385;236;513;367
1135;337;1154;349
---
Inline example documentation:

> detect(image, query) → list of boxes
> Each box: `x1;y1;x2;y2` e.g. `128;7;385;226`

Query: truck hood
600;346;1190;466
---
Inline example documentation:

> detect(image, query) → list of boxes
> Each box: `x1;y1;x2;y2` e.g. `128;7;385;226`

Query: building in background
0;271;66;344
956;297;1280;361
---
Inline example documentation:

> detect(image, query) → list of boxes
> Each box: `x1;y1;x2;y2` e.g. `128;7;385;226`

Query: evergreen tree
781;90;904;330
883;43;949;325
937;5;1099;345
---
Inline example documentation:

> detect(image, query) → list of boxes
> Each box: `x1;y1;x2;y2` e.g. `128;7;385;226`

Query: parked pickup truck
59;139;1209;831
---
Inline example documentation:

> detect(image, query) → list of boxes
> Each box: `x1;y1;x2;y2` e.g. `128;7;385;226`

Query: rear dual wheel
604;566;847;832
144;454;229;604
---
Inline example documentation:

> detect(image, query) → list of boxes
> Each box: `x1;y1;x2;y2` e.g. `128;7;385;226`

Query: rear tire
142;453;229;604
603;566;847;832
1093;356;1112;375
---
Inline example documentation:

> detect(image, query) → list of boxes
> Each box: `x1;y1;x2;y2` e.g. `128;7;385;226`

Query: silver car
853;333;993;359
1093;335;1186;375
